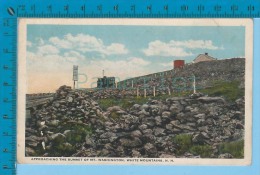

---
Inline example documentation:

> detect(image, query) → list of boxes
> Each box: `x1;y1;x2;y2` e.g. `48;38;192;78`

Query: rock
165;124;173;130
218;153;233;158
155;116;162;125
131;130;142;138
50;133;66;144
197;118;206;126
223;128;232;136
198;97;225;104
162;111;171;118
120;138;142;147
47;120;59;126
138;109;150;116
141;104;149;111
132;150;142;157
144;143;157;156
132;104;141;110
159;153;175;158
142;129;153;135
192;132;210;144
139;124;148;130
153;127;165;136
107;106;123;112
25;147;35;156
67;96;73;102
85;135;95;146
26;84;245;158
194;114;206;119
149;105;162;116
169;104;183;115
236;122;244;129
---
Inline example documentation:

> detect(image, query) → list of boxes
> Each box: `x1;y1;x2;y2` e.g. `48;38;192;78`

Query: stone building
193;53;216;63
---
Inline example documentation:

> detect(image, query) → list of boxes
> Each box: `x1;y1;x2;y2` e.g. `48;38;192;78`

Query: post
132;80;134;88
115;82;118;88
137;87;139;97
73;65;78;90
144;89;147;98
193;74;196;94
153;86;156;97
168;86;171;95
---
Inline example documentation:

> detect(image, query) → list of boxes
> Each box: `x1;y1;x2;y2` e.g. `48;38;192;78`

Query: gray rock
139;124;148;130
192;133;210;144
149;105;162;116
165;124;173;130
169;104;183;115
159;153;175;158
132;150;142;157
155;116;162;125
142;129;153;135
120;138;142;147
25;147;35;156
47;120;59;126
153;127;165;136
194;114;206;119
198;97;225;104
100;132;116;139
131;130;142;138
218;153;233;158
144;143;157;156
85;138;94;146
141;104;149;111
67;96;73;102
50;133;66;144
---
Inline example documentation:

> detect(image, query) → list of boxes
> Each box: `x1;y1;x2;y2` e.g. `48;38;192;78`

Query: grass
172;134;244;158
190;145;212;158
172;134;193;155
97;80;244;110
218;140;244;158
172;134;213;158
200;80;244;102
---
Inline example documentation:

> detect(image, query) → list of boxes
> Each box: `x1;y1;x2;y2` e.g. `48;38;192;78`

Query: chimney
205;53;208;55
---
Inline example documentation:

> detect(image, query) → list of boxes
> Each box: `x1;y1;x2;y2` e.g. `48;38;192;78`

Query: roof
193;53;216;63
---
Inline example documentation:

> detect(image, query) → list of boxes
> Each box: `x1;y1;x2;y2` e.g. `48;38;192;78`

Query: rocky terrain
25;85;245;158
92;58;245;100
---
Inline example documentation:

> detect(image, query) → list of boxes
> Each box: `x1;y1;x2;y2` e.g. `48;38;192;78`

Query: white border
17;18;253;165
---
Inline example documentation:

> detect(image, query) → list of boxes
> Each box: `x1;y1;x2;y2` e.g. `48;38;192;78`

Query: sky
26;25;245;93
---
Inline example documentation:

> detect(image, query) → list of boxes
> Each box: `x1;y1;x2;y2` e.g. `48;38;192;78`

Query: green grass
200;80;244;102
190;145;213;158
172;134;244;158
172;134;214;158
172;134;193;155
97;80;243;110
218;140;244;158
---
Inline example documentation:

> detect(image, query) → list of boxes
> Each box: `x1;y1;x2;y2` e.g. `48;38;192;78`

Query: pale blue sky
26;25;245;92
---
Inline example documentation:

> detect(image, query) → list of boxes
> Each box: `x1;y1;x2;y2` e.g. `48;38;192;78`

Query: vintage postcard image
17;19;253;165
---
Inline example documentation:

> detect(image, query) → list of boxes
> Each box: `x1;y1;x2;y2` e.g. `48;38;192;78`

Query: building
97;76;115;88
193;53;216;63
174;60;185;69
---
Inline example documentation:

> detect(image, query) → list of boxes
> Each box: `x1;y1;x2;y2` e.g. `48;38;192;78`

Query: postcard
17;18;253;165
